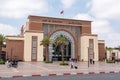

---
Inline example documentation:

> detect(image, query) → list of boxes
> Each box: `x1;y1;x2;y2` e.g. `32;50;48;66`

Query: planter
0;60;5;64
59;62;68;66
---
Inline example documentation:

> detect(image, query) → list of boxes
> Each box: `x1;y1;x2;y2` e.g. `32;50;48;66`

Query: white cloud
0;0;48;18
86;2;92;8
92;19;113;34
92;19;120;47
73;13;120;47
0;23;19;35
104;32;120;47
93;20;120;47
91;19;116;47
61;0;75;9
90;0;120;20
73;13;112;35
73;13;93;21
88;0;120;47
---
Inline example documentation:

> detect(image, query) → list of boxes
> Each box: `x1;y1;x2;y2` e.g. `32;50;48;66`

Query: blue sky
0;0;120;47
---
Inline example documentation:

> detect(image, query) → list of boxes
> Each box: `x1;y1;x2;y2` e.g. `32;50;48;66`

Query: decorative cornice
98;40;105;43
28;15;92;22
6;35;24;38
81;33;98;36
25;30;43;33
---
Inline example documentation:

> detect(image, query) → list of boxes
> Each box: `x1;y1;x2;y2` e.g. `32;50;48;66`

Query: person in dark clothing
90;59;93;64
93;59;95;64
12;58;18;68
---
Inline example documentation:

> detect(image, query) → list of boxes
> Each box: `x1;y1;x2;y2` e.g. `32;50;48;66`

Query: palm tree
40;37;51;62
54;35;69;62
0;34;5;59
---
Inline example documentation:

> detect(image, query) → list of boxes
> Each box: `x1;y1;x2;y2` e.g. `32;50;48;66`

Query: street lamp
117;51;118;60
11;48;13;60
88;47;89;67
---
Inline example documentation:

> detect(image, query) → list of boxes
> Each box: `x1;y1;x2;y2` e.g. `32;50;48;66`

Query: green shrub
59;62;68;66
44;61;53;63
106;60;115;63
0;60;5;64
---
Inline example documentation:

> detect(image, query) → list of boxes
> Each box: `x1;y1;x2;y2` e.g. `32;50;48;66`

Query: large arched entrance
49;30;75;61
52;36;71;61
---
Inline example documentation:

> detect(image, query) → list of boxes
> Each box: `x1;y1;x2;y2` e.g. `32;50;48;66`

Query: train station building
5;15;106;61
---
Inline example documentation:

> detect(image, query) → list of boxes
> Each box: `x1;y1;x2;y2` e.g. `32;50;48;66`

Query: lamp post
116;51;118;63
11;48;12;60
88;47;89;67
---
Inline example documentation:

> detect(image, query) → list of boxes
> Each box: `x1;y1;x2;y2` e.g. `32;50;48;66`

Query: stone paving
0;61;120;78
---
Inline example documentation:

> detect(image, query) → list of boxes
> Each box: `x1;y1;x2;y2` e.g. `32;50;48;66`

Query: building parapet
98;40;105;44
6;36;24;40
81;33;98;36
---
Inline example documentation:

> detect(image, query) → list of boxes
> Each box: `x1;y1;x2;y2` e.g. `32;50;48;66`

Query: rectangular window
89;39;94;59
31;36;37;61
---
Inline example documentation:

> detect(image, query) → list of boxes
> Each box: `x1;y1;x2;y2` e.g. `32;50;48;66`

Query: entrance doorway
49;30;75;61
112;53;115;60
52;41;71;61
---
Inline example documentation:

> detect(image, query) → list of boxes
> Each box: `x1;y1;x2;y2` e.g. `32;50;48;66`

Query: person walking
93;59;95;64
69;58;74;69
90;59;93;64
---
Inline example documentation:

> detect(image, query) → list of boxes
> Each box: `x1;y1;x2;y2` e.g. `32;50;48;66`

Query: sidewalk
0;61;120;78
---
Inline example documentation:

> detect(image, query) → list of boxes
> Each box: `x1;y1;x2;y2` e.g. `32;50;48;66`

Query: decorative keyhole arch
49;30;75;61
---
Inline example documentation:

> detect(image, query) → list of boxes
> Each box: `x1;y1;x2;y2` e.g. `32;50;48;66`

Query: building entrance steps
0;62;120;78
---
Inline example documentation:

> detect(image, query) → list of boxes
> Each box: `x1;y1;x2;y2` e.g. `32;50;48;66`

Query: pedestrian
7;59;12;68
93;59;95;64
6;59;9;64
90;59;93;64
69;58;74;69
74;62;78;69
6;59;9;67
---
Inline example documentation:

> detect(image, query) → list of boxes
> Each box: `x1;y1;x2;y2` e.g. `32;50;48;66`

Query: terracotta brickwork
98;43;106;61
29;22;43;31
28;15;91;34
80;26;91;34
6;40;24;61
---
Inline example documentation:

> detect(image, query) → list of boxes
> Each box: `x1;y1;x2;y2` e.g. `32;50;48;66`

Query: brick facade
98;43;106;61
28;15;91;35
6;40;24;61
29;22;43;31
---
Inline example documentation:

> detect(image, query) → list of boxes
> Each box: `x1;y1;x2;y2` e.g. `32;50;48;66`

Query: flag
60;10;64;14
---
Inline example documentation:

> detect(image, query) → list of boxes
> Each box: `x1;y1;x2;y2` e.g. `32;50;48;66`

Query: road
1;73;120;80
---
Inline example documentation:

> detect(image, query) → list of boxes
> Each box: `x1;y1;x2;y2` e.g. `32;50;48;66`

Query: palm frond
40;37;51;46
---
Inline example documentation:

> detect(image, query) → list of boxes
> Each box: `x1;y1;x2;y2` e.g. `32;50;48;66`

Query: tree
106;47;113;51
106;47;113;60
54;35;69;62
40;37;51;62
0;34;5;59
114;46;120;51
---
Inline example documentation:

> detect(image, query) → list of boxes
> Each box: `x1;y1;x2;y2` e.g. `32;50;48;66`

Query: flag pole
62;10;64;18
60;10;64;18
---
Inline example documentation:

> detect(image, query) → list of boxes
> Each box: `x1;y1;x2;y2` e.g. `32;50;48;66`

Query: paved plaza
0;61;120;78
